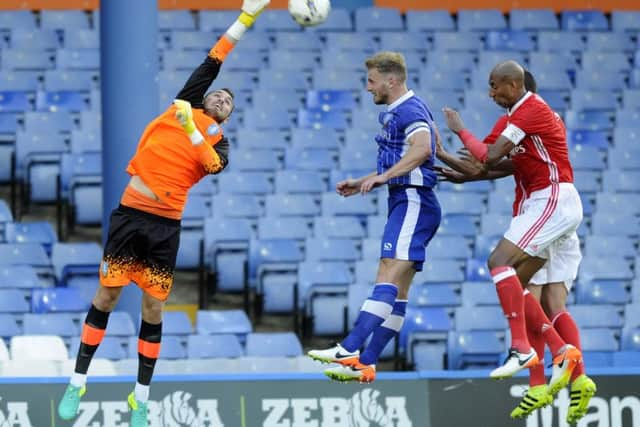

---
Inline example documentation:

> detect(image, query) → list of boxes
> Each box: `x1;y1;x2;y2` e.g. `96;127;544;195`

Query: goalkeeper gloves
174;99;204;144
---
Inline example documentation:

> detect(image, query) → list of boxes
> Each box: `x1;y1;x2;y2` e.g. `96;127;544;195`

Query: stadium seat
248;238;303;289
257;216;311;240
419;70;467;91
596;192;640;215
576;280;630;305
427;235;471;260
265;194;318;218
41;10;89;31
321;192;376;217
613;351;640;367
458;9;507;31
431;32;483;51
235;128;289;150
573;170;601;194
187;334;243;359
399;307;452;349
447;330;504;370
22;312;77;337
405;10;455;31
291;128;340;149
461;281;499;306
621;327;640;351
576;70;626;91
252;10;299;31
0;242;53;283
561;10;609;31
0;10;37;30
274;170;327;194
565;111;613;131
570;90;618;112
586;32;635;52
0;289;29;313
456;306;507;331
158;10;195;31
611;10;640;32
409;283;460;307
571;305;624;329
246;332;303;357
580;256;633;282
602;170;640;193
217;171;273;195
0;90;30;113
4;221;58;253
567;130;609;150
569;145;606;170
439;192;485;215
297;108;349;129
0;265;41;290
411;343;447;370
211;194;263;219
537;31;585;52
0;71;40;92
580;328;619;352
438;214;478;236
162;311;193;335
591;212;640;236
50;242;101;284
70;336;126;360
479;213;511;236
31;287;91;313
273;32;323;50
313;216;366;239
379;32;428;52
584;235;636;258
414;260;465;283
509;9;559;30
305;237;359;262
485;30;534;51
354;7;403;31
199;10;248;32
305;90;356;111
323;33;377;53
10;335;68;360
307;8;352;32
608;147;640;170
10;28;59;50
196;309;252;337
473;234;501;260
285;147;337;171
465;257;491;282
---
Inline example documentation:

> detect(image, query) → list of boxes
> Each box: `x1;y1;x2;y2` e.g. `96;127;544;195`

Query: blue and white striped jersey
375;90;437;188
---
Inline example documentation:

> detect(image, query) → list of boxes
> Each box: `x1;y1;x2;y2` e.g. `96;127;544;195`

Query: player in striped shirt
308;52;441;383
437;70;595;423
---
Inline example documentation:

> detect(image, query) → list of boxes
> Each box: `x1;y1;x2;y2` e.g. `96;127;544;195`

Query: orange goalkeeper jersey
126;104;224;214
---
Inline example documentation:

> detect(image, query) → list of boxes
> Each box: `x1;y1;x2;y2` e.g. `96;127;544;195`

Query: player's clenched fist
242;0;270;16
336;178;361;197
174;99;196;134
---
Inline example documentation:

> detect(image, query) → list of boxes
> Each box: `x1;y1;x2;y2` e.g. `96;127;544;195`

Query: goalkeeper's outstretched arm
175;0;270;107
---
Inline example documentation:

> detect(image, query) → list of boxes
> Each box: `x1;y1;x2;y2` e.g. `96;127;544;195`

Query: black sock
75;304;110;374
137;319;162;385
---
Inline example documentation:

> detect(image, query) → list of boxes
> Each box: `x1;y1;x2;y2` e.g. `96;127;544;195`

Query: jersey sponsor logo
509;145;526;157
383;242;393;251
101;261;108;277
207;124;220;136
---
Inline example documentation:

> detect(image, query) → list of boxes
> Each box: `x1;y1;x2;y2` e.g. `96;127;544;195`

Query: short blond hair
365;51;407;83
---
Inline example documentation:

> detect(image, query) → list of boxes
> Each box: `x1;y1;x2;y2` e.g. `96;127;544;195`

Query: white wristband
227;20;248;42
189;129;205;145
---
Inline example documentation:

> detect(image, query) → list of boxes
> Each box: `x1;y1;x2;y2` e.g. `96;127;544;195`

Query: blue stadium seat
24;111;74;133
573;170;601;194
103;311;136;337
465;257;491;282
0;289;29;313
305;90;356;111
485;30;534;51
595;192;640;215
438;192;485;215
162;311;193;335
565;110;613;131
456;306;507;331
0;71;40;92
576;280;630;305
312;69;364;91
169;30;214;50
611;10;640;32
584;234;636;258
36;90;88;112
355;8;403;32
537;31;585;52
586;32;635;52
298;261;352;311
221;49;268;72
307;8;352;32
561;10;609;31
410;342;446;370
69;130;101;154
350;108;383;130
228;148;281;173
0;242;52;283
187;334;243;359
400;307;452;349
432;32;483;51
161;49;206;71
580;256;633;282
2;49;54;71
417;89;463;111
245;332;302;357
419;70;467;91
31;287;90;313
257;216;311;240
56;48;100;70
408;283;460;307
4;221;57;253
621;90;640;110
248;238;303;287
215;71;257;92
0;265;41;290
268;50;319;72
509;9;558;30
235;128;289;150
211;194;263;219
602;170;640;192
379;32;428;52
571;304;624;329
405;10;455;32
0;11;36;30
158;10;195;31
591;212;640;236
529;52;578;75
285;147;337;171
608;147;640;170
427;235;471;260
473;234;501;260
438;214;478;236
581;351;614;367
621;328;640;351
217;171;273;195
616;109;640;126
305;237;359;262
321;192;376;217
10;28;59;50
196;309;252;336
366;215;386;238
298;108;348;130
613;351;640;367
534;71;573;91
458;10;507;31
240;106;290;130
42;70;95;93
40;10;90;31
50;242;101;284
265;194;318;217
425;52;476;73
576;70;626;91
322;33;376;53
580;328;619;352
0;91;30;112
569;144;606;170
416;260;465;283
479;213;511;236
567;130;609;150
252;10;299;31
23;312;77;336
313;216;366;239
461;281;499;306
70;336;126;360
447;330;504;369
291;128;340;149
273;32;323;50
199;11;247;32
274;170;327;194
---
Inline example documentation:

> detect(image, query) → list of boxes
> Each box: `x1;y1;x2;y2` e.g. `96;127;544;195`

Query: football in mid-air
288;0;331;27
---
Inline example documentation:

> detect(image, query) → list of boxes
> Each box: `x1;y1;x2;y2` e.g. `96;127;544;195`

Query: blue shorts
380;186;441;271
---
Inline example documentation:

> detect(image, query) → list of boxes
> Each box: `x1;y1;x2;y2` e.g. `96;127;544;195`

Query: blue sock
360;300;407;365
341;283;398;353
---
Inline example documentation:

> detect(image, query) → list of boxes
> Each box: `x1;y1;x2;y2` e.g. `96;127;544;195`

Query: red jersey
500;92;574;195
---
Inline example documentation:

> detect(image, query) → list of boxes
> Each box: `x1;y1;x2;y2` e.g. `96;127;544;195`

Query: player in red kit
443;61;588;404
438;69;596;423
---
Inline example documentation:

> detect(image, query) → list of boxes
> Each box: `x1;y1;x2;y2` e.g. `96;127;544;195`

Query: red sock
523;291;565;356
491;266;529;352
524;292;546;387
552;311;585;381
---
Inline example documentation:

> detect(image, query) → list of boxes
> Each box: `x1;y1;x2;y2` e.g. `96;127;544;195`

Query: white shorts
504;183;583;290
529;231;582;292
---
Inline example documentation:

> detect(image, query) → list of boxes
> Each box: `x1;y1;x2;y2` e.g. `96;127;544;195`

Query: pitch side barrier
0;368;638;426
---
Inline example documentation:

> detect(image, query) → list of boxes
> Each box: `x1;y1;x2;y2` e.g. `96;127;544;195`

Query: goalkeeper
57;1;270;425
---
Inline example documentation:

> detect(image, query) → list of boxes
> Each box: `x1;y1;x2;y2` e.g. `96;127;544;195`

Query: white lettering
580;396;609;427
611;395;640;427
385;397;412;427
74;402;100;427
196;399;225;427
3;402;32;427
291;399;318;427
101;401;128;427
147;400;162;427
319;398;349;427
263;399;290;427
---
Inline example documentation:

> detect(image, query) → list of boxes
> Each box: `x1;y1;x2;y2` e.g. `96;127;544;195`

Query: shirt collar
508;91;533;116
387;90;414;111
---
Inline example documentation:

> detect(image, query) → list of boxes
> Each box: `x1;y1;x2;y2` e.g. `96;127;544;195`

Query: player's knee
93;286;121;311
141;295;165;324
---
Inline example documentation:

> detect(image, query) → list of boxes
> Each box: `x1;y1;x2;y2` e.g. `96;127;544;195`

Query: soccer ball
288;0;331;27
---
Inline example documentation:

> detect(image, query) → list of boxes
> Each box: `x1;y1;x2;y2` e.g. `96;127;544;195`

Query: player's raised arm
175;0;270;107
174;99;224;173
